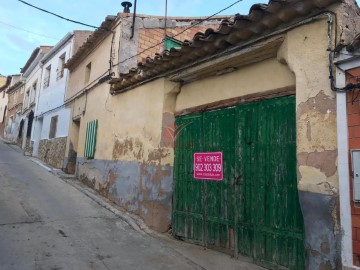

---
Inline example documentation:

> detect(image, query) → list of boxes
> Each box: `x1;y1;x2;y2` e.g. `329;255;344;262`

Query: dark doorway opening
18;119;24;138
26;111;34;138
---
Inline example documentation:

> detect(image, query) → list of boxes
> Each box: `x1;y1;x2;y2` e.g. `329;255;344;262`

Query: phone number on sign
193;152;223;181
194;163;222;172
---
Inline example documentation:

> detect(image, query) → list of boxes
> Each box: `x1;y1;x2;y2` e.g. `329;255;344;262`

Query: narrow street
0;140;263;270
0;140;203;270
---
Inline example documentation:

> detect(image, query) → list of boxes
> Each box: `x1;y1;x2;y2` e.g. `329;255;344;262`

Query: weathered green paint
84;119;98;159
203;108;236;251
173;114;204;243
173;96;305;269
164;36;182;50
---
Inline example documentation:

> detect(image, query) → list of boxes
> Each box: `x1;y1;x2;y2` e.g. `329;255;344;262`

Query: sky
0;0;359;76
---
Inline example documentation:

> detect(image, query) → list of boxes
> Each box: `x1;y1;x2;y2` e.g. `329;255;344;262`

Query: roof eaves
346;33;360;53
110;0;342;93
41;32;74;64
21;47;40;74
6;81;24;94
65;15;117;71
0;76;11;92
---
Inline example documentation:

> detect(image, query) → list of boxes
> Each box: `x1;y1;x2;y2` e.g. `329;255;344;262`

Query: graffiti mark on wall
161;121;194;148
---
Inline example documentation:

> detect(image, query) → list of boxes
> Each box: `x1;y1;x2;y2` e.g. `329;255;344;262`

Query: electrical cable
0;20;59;40
67;0;243;100
113;0;243;67
64;70;108;104
16;0;106;30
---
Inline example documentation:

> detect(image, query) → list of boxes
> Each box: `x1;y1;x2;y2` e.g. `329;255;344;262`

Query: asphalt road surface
0;140;203;270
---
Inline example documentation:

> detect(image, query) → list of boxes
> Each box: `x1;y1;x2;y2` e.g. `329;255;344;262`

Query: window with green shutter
84;119;98;159
164;35;182;50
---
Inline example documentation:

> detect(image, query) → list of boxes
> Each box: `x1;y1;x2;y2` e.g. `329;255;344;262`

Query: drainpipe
130;0;137;39
335;64;353;268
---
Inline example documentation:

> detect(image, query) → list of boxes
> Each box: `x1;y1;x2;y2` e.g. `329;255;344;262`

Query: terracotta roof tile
65;16;117;71
347;33;360;52
110;0;341;93
0;76;11;92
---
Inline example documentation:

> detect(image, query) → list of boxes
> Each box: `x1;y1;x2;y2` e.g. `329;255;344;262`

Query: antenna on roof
121;1;132;13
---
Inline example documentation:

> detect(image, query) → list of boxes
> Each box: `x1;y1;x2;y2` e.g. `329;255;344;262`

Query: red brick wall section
346;67;360;266
137;24;220;63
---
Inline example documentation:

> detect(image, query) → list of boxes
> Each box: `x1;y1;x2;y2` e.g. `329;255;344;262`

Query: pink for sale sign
193;152;223;181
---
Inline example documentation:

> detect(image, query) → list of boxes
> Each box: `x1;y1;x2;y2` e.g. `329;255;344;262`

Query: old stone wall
38;137;67;169
23;138;33;156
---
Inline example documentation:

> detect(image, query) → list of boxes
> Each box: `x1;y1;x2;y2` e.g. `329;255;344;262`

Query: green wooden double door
173;96;305;270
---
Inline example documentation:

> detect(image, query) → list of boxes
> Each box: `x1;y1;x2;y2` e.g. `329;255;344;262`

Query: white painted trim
337;56;360;72
336;64;353;267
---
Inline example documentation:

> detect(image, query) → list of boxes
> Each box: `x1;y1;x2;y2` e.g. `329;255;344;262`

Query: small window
24;89;30;109
49;115;58;139
57;53;66;80
2;91;5;98
9;116;14;127
30;81;37;104
14;90;18;104
85;62;91;83
84;119;98;159
44;65;51;88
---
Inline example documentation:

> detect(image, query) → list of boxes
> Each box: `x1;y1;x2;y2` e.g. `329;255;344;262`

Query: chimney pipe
121;1;132;13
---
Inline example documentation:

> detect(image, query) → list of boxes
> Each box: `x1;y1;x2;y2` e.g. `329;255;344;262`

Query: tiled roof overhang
21;47;40;74
346;33;360;52
6;81;24;94
65;16;117;71
110;0;341;93
0;76;11;92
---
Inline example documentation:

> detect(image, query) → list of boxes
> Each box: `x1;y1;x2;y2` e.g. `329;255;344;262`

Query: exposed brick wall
346;67;360;266
137;24;220;62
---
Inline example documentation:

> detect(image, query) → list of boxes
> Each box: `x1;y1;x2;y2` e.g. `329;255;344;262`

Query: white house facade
32;31;92;169
19;46;53;154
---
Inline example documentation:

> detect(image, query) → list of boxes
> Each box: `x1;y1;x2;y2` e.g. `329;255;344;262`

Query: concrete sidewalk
28;156;265;270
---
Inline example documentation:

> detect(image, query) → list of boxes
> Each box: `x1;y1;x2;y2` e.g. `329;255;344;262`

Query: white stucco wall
23;64;42;113
32;37;75;157
39;108;71;140
36;40;72;116
0;91;8;124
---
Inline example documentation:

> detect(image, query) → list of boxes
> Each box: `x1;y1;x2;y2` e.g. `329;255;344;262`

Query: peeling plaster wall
275;19;341;269
173;12;357;268
176;58;295;111
65;78;178;232
65;23;121;102
77;158;173;232
277;4;360;266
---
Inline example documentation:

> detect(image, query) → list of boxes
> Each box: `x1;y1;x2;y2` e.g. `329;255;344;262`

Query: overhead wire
14;0;243;71
16;0;104;30
0;20;59;40
113;0;243;67
37;0;244;102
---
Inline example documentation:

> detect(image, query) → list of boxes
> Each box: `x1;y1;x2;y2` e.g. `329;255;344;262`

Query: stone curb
26;155;153;236
49;167;154;235
0;136;16;145
60;176;148;234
